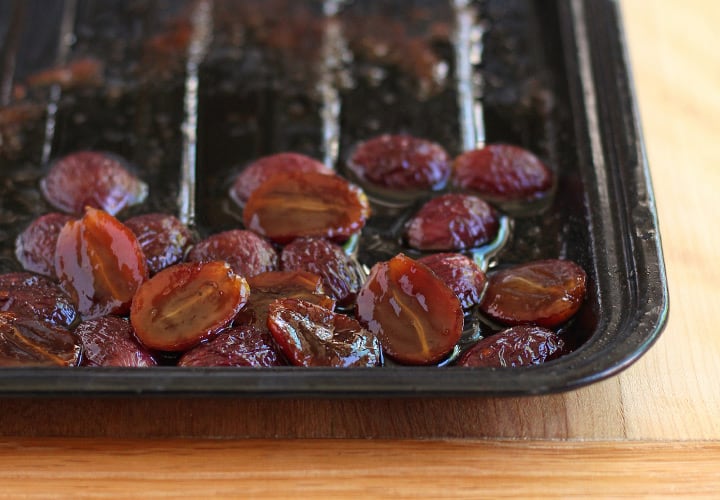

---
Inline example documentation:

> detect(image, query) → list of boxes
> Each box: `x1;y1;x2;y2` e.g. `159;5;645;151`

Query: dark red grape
243;171;370;244
0;312;80;367
452;144;553;201
55;207;148;319
186;229;277;278
405;193;499;251
356;254;463;365
40;151;147;216
178;325;285;367
15;213;74;278
281;238;363;307
268;298;381;367
130;261;249;352
0;272;77;328
124;213;194;275
417;253;487;309
348;134;450;190
234;270;335;330
74;316;156;367
457;325;564;367
229;153;332;206
480;259;587;328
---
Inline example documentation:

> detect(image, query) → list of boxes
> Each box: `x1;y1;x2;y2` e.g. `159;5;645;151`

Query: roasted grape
405;193;499;251
356;254;463;365
124;213;194;275
186;229;277;278
268;298;381;367
417;253;487;309
243;171;370;244
457;325;564;368
178;325;285;367
15;213;74;278
452;144;553;202
54;207;148;319
130;261;249;352
40;151;148;216
480;259;587;328
229;153;333;206
281;238;363;307
0;312;80;367
0;272;77;328
75;316;156;367
348;134;450;191
234;270;335;330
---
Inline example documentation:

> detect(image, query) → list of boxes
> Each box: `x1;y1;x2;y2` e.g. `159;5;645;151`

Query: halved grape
130;261;249;352
356;254;463;365
55;207;148;319
480;259;587;327
268;298;381;367
234;270;335;330
230;153;332;207
243;172;370;244
0;312;80;367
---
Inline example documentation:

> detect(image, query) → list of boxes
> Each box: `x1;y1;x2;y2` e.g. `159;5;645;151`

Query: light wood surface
0;440;719;498
1;0;719;496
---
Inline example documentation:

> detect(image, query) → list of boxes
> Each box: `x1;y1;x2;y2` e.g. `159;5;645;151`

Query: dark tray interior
0;0;668;396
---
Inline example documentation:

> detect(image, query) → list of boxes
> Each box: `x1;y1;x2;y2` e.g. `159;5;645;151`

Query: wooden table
1;0;719;496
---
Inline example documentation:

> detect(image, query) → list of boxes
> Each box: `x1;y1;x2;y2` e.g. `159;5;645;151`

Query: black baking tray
0;0;668;396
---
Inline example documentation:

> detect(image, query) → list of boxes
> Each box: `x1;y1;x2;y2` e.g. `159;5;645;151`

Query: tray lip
0;0;669;397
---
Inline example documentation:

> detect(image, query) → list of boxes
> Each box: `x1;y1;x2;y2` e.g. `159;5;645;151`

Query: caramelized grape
0;272;77;327
417;253;487;309
243;171;370;244
229;153;333;206
124;213;194;275
356;254;463;365
178;325;285;367
348;134;450;190
55;207;148;319
268;298;381;367
130;261;249;352
480;259;587;327
186;229;277;278
40;151;148;216
234;270;335;329
457;325;564;368
0;312;80;367
405;193;499;251
75;316;156;367
452;144;553;201
15;213;74;278
281;238;363;307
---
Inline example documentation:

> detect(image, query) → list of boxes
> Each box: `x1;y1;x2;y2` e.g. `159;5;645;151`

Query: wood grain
1;0;719;444
0;439;718;498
